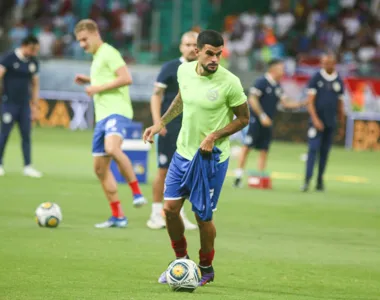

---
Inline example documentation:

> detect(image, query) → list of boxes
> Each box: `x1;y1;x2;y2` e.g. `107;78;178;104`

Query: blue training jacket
180;147;222;221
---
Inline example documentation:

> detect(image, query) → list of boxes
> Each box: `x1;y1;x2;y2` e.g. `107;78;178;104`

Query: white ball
166;259;201;292
35;202;62;228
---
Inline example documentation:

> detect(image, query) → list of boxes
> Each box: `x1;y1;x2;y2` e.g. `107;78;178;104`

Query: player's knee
163;202;181;219
104;143;120;157
196;218;215;232
94;164;107;179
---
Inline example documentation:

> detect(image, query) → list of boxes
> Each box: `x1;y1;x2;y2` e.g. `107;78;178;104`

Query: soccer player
0;35;42;178
302;53;345;192
234;59;306;187
147;31;198;230
74;19;147;228
143;30;249;285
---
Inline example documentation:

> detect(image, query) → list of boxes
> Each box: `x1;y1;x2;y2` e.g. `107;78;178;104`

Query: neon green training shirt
176;61;247;162
90;43;133;122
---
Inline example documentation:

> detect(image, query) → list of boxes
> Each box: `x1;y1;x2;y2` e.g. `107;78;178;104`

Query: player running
234;59;307;187
74;19;147;228
143;30;249;286
147;31;198;230
0;35;42;178
302;53;345;192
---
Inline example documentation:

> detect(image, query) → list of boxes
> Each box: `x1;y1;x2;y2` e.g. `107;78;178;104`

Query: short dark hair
21;35;39;46
267;59;283;68
197;30;224;49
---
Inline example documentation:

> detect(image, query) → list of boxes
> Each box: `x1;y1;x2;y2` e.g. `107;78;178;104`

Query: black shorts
156;129;179;169
243;121;272;151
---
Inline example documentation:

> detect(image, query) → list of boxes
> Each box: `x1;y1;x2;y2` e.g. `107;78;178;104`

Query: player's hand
260;114;272;127
143;123;164;143
85;85;102;97
159;127;167;137
75;74;90;85
200;134;216;154
313;118;324;131
31;105;39;121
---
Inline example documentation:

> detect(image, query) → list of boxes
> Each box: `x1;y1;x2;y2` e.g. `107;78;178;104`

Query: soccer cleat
316;182;325;192
301;182;309;192
0;165;5;176
158;256;190;284
133;194;148;208
147;213;166;229
23;165;42;178
158;270;168;284
94;216;128;228
198;265;214;286
233;177;243;188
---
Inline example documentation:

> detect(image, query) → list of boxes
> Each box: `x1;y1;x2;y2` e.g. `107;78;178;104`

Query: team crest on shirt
13;62;20;69
266;87;272;94
333;82;341;92
317;81;324;88
29;62;36;73
206;89;218;101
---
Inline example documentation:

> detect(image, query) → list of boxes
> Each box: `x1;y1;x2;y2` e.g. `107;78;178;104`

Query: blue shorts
155;128;180;168
164;152;229;211
244;120;273;151
92;114;131;156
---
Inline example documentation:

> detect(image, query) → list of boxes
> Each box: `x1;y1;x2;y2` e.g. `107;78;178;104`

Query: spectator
38;25;56;58
9;22;28;48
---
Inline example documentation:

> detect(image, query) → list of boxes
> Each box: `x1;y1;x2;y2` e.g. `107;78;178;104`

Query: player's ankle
152;202;163;214
235;168;244;178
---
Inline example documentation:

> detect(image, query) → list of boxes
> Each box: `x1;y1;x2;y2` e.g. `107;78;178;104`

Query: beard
202;63;218;74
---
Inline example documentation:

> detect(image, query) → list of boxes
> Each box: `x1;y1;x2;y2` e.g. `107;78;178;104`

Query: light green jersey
90;43;133;122
176;61;247;162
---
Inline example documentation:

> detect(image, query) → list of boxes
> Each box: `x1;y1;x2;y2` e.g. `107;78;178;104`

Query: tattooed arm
160;91;183;127
200;102;250;152
143;91;183;143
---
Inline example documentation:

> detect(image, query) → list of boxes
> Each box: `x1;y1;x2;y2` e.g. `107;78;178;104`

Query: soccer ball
166;259;201;292
35;202;62;228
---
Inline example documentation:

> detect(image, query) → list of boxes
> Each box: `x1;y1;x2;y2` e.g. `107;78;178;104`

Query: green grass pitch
0;127;379;300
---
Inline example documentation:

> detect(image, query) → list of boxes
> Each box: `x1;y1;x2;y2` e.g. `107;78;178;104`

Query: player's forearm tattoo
161;92;183;126
212;102;250;141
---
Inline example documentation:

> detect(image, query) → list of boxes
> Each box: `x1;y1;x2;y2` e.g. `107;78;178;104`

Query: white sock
180;207;186;217
235;168;244;178
152;203;163;215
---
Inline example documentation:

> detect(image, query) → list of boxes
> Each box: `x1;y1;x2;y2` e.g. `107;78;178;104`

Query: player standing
143;30;249;285
74;19;147;228
234;59;306;187
302;53;345;192
0;36;42;178
147;31;198;230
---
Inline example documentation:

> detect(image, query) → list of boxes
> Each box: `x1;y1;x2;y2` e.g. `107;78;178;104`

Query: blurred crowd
224;0;380;74
4;0;380;75
8;0;153;61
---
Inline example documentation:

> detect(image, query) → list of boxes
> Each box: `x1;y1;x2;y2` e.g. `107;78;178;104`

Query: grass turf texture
0;128;379;300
